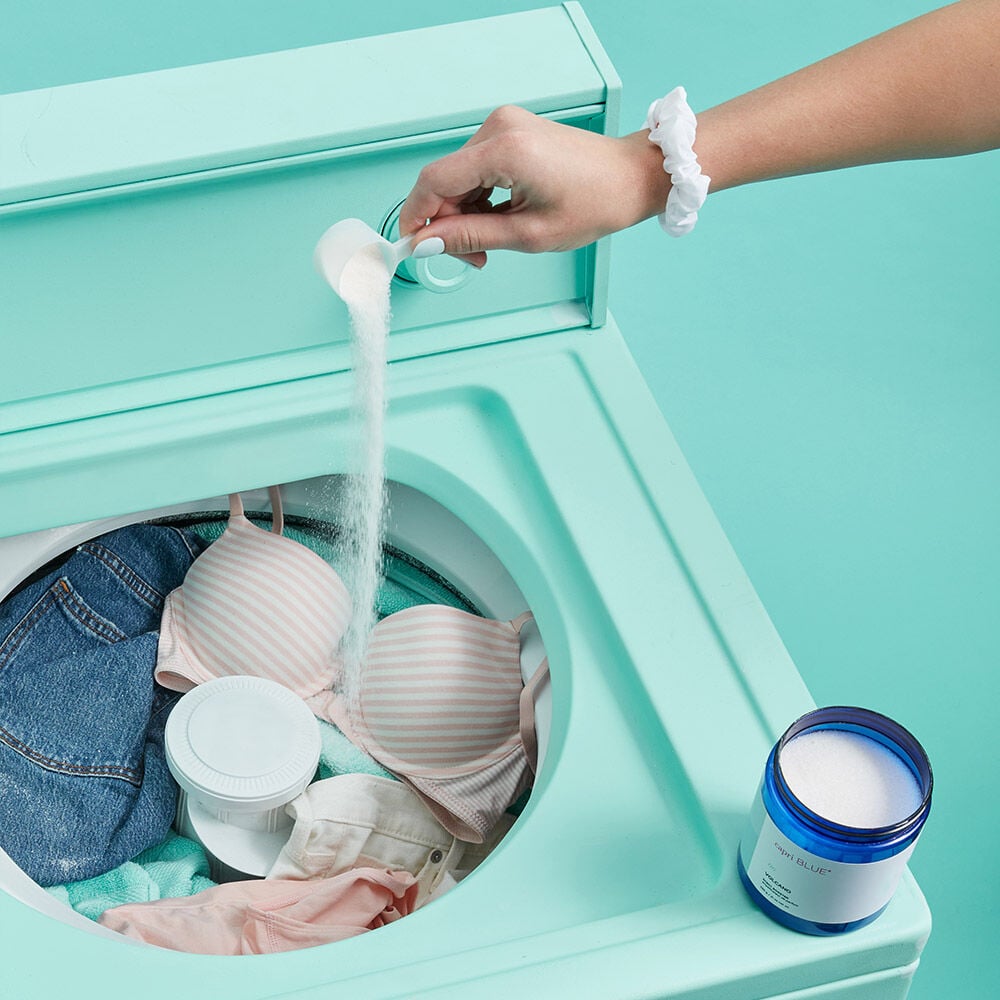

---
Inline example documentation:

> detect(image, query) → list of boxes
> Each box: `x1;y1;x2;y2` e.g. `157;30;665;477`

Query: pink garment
98;868;418;955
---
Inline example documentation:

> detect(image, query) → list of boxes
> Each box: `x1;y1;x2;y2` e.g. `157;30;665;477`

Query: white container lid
165;675;321;815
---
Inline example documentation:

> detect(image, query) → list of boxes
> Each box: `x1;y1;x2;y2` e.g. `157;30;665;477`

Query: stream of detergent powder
334;242;393;714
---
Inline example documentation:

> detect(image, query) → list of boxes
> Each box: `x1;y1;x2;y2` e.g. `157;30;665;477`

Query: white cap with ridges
165;675;321;817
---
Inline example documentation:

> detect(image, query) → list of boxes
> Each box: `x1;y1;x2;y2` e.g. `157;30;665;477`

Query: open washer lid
0;4;619;447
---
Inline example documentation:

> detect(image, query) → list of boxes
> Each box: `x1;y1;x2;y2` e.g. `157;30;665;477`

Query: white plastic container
164;675;322;880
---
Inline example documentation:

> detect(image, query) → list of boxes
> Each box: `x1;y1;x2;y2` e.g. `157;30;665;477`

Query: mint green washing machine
0;6;930;997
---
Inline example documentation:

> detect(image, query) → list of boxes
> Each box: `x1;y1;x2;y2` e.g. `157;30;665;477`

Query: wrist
622;129;674;223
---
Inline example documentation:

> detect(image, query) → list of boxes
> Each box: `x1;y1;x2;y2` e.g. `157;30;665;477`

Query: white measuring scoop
314;218;444;297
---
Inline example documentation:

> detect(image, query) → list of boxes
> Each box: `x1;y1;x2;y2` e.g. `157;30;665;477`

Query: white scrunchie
646;87;711;237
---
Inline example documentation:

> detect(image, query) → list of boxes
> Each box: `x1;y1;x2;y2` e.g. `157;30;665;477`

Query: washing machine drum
0;477;551;947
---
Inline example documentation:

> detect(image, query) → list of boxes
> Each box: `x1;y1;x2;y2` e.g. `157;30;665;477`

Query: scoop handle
385;233;445;267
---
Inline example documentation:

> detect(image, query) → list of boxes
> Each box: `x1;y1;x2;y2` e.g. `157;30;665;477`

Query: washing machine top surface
0;324;932;998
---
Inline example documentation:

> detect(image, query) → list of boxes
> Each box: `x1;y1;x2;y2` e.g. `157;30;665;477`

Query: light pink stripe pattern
157;512;350;700
353;606;523;780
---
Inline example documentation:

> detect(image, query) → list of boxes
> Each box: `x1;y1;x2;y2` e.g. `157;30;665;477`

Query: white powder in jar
779;729;923;829
334;242;392;710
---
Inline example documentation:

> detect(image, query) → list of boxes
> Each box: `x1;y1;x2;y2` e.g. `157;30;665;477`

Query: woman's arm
400;0;1000;263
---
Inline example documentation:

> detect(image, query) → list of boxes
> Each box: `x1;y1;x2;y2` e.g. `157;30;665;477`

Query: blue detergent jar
738;706;932;935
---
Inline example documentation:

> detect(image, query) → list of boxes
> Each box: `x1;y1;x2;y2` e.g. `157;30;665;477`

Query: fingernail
411;236;445;259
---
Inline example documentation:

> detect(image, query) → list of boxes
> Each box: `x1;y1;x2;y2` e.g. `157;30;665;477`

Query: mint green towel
316;719;398;782
47;832;215;921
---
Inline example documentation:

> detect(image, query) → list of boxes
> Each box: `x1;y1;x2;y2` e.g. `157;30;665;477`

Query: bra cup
352;605;525;780
155;517;352;699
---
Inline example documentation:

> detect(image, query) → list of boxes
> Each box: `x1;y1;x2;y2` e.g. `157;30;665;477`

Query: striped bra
155;490;547;843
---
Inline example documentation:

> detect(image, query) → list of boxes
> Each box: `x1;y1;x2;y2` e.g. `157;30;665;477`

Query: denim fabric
0;524;207;886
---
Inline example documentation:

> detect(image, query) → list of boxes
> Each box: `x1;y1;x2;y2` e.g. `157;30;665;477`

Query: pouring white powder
335;241;392;710
779;729;923;829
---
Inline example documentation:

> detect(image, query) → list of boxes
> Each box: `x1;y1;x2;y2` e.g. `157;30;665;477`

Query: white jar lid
165;675;321;815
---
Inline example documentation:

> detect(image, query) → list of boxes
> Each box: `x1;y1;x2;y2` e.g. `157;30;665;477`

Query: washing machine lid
0;3;619;438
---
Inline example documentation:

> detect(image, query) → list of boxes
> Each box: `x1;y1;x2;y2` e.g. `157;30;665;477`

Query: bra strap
519;659;549;776
511;611;534;633
512;612;549;775
228;488;284;534
267;485;285;534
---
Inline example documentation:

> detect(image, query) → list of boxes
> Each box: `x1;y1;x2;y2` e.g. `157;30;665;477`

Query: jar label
742;804;915;924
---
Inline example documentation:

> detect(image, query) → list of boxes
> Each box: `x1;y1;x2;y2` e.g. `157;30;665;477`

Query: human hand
399;105;671;268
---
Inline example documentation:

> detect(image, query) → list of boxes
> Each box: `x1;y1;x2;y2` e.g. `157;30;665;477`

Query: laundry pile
0;492;544;955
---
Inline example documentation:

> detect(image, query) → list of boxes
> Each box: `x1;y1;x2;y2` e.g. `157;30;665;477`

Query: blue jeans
0;524;207;886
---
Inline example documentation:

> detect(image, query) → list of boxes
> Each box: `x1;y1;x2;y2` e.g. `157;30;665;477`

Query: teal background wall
1;1;995;996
